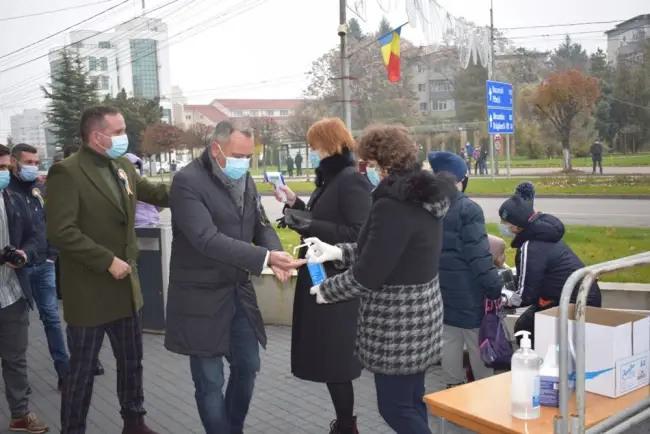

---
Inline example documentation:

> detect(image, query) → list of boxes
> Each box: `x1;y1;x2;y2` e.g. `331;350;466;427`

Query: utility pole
338;0;352;130
488;0;498;179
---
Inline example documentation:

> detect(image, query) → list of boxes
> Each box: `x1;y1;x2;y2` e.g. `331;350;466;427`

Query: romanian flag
379;25;405;82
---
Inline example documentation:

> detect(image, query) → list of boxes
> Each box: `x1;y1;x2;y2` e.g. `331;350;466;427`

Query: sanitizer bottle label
532;375;541;408
307;263;327;285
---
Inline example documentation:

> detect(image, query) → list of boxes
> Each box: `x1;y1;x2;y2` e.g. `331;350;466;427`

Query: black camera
0;245;26;268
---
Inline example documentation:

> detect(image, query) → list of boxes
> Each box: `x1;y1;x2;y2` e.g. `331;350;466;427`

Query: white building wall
10;109;49;157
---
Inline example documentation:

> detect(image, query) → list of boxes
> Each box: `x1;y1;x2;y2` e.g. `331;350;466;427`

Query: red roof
184;104;228;123
211;99;302;110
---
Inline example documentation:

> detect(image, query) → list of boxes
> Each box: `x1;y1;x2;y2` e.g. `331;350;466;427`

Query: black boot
329;416;358;434
94;360;105;376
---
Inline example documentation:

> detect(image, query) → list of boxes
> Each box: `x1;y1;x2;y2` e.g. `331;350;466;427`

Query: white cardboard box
535;305;649;398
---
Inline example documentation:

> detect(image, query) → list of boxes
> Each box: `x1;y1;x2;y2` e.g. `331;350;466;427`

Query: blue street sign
486;80;514;134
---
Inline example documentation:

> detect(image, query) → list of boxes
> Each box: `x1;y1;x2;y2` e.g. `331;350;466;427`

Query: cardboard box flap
538;305;647;327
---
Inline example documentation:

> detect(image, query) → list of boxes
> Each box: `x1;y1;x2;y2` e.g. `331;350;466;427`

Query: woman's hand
304;237;343;263
273;185;297;207
310;284;330;304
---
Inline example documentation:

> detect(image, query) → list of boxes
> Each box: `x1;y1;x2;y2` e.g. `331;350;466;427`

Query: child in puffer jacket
125;153;161;227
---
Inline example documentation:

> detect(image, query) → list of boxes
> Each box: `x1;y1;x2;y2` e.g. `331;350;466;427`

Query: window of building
130;39;160;100
417;65;425;73
100;76;110;90
419;102;428;112
232;111;243;117
432;99;454;111
98;41;111;49
99;57;108;71
429;79;454;92
185;115;191;120
280;110;289;116
249;110;259;117
88;57;97;71
265;110;274;116
418;83;426;92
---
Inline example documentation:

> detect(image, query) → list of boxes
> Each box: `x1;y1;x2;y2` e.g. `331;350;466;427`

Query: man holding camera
0;144;48;433
46;106;169;434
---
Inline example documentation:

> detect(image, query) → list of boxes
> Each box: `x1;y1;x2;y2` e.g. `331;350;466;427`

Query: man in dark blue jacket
429;152;504;387
498;181;602;347
0;144;49;432
9;143;70;392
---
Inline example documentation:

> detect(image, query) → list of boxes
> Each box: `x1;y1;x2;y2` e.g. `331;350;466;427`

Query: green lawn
254;176;650;196
276;224;650;283
497;154;650;168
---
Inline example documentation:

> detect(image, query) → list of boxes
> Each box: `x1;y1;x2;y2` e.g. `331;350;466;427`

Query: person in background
590;139;603;174
0;144;49;433
274;118;372;434
479;146;489;175
9;144;69;392
498;181;602;346
125;153;161;227
307;124;456;434
295;152;303;176
472;148;480;175
164;120;304;434
46;106;169;434
428;151;504;388
285;154;294;177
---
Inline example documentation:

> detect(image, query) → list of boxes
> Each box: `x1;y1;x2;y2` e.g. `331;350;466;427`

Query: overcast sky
0;0;647;138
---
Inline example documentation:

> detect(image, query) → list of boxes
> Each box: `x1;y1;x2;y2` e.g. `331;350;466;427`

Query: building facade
48;17;173;122
606;14;650;64
409;48;459;120
9;109;51;158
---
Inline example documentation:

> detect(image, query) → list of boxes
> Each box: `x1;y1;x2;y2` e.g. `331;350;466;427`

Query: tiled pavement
1;313;646;434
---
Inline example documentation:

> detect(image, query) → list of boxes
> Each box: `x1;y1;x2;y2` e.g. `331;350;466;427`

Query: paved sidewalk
0;313;645;433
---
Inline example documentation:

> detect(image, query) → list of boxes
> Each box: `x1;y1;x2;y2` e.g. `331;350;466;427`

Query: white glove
310;284;329;304
303;237;343;263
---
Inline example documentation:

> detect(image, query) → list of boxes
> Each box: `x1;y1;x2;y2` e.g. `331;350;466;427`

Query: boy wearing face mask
9;143;71;391
428;152;504;388
498;181;602;347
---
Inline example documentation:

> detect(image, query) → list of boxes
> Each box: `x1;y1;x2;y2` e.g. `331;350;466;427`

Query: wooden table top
424;373;650;434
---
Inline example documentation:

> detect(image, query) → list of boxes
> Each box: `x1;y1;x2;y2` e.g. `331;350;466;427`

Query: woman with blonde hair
274;118;372;433
306;124;456;434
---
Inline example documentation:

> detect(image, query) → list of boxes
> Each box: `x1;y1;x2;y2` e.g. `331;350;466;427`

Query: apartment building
410;48;459;119
606;14;650;64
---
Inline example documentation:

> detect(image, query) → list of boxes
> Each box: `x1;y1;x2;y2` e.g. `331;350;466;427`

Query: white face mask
498;223;515;238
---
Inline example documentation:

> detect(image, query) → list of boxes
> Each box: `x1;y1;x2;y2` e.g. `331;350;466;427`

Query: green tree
550;35;589;71
348;18;365;41
103;88;162;156
246;117;281;170
42;50;99;144
378;16;392;35
453;62;488;122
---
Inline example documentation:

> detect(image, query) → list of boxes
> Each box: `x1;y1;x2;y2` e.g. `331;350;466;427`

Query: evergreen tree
348;18;365;41
378;16;392;35
453;62;489;122
42;50;99;144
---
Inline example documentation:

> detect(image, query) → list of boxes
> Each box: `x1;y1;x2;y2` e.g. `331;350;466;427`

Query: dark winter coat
289;151;372;383
512;213;602;308
439;191;504;329
319;167;456;375
164;149;283;357
8;174;57;265
590;142;603;156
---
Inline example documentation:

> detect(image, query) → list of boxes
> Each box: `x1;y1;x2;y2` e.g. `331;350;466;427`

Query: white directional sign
486;80;514;134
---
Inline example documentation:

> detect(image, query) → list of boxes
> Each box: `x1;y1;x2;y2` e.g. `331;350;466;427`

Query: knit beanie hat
427;151;467;182
498;181;536;228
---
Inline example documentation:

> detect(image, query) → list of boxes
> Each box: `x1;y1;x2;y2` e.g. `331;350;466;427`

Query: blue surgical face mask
498;222;515;238
19;165;38;182
99;133;129;159
366;167;381;186
309;150;321;168
0;170;9;190
223;157;250;180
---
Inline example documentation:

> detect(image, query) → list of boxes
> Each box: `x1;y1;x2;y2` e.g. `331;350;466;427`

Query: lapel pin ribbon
116;168;133;196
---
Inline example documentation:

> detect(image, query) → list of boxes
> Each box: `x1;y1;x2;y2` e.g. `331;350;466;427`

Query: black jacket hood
512;213;565;248
372;164;456;218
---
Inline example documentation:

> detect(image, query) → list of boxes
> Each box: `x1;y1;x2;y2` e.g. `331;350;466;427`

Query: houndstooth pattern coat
318;167;456;376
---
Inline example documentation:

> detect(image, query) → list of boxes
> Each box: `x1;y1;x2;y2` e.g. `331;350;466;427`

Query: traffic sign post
486;80;515;178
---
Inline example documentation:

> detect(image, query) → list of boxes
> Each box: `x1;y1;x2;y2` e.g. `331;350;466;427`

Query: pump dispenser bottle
511;331;541;420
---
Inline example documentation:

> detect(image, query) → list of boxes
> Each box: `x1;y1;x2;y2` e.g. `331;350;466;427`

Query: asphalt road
159;196;650;227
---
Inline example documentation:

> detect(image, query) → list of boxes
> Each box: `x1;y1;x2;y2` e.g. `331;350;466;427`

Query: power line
500;20;624;31
0;0;130;62
0;0;120;22
0;0;182;74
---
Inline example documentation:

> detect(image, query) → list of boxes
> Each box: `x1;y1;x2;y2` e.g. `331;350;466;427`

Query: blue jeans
27;261;69;380
189;296;260;434
374;372;431;434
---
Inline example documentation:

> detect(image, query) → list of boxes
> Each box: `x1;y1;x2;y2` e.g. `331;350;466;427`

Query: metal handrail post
585;397;650;433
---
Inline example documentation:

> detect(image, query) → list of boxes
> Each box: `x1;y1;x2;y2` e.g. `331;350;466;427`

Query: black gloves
284;209;313;235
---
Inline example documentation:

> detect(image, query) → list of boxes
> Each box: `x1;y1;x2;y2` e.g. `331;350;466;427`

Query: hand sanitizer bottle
511;331;541;420
294;244;327;285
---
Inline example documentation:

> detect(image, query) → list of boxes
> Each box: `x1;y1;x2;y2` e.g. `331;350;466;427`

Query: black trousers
60;315;145;434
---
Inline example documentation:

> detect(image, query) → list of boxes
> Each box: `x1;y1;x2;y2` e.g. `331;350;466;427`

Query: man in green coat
45;106;169;434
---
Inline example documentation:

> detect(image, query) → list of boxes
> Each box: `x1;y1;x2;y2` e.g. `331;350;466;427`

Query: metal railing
556;251;650;434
